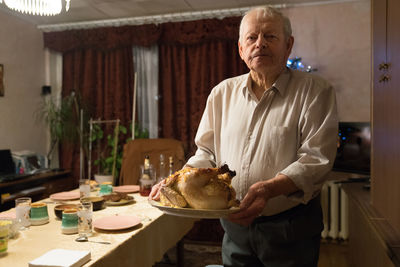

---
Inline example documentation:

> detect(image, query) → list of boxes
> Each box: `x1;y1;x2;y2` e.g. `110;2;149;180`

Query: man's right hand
149;180;165;200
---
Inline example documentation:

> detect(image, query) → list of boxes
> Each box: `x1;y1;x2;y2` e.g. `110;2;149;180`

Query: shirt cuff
279;163;324;204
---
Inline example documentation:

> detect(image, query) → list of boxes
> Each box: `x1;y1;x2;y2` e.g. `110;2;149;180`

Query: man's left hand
228;181;269;226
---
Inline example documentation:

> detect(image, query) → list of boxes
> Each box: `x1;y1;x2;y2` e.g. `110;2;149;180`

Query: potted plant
38;91;91;169
90;122;149;184
90;122;124;184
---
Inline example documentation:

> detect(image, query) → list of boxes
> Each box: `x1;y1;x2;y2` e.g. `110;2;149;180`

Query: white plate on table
50;191;80;201
149;200;240;219
93;215;141;231
113;185;140;194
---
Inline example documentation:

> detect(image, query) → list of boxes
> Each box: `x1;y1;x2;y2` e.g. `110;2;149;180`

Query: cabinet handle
379;74;391;83
378;62;390;71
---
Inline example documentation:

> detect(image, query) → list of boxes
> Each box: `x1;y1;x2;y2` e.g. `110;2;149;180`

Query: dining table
0;188;196;267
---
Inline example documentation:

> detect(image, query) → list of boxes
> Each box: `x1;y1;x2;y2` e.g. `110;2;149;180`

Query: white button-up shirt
186;68;338;216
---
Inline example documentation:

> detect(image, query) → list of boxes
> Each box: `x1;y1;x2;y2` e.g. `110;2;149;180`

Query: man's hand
227;174;299;226
228;181;269;226
148;179;165;200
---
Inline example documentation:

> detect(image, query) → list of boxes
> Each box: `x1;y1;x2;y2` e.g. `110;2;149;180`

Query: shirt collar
241;67;291;98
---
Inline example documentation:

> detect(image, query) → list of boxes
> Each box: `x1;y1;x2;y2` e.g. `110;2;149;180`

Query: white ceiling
0;0;352;28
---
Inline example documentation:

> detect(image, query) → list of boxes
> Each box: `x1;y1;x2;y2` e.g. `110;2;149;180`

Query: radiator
321;181;349;240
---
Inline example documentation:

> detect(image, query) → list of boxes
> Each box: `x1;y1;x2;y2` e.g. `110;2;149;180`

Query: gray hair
239;6;292;42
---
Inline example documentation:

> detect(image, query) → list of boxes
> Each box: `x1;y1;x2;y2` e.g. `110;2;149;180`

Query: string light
2;0;70;16
287;57;317;72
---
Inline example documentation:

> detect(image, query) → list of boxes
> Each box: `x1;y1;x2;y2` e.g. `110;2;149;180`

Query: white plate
50;191;80;201
149;200;240;219
93;215;141;231
113;185;140;194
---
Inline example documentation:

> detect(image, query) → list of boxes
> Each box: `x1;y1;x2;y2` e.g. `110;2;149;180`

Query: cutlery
75;236;111;244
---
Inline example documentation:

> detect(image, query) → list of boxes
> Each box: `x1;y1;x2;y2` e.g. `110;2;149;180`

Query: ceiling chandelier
1;0;70;16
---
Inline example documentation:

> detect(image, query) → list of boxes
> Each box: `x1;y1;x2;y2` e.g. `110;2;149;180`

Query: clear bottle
168;156;174;176
158;154;166;182
139;155;153;196
142;155;151;179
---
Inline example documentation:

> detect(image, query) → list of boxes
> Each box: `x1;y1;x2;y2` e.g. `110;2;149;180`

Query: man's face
239;13;293;76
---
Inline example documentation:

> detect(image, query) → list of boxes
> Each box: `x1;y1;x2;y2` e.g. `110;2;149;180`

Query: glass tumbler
15;197;31;230
79;179;91;199
77;200;93;237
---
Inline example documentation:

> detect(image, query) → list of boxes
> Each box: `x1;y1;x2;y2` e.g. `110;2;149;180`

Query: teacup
61;208;78;234
99;182;113;196
30;203;49;225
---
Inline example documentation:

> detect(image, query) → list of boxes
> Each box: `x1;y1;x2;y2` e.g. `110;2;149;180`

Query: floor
154;239;350;267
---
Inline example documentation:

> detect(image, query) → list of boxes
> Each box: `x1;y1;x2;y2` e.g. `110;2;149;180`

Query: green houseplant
90;122;149;184
91;123;127;181
38;91;90;168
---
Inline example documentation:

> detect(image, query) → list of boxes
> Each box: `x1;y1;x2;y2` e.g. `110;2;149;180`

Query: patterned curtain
60;47;134;182
158;40;248;157
44;16;248;178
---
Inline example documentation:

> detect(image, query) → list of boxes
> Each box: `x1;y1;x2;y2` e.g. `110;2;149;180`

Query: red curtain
44;17;249;178
158;40;248;156
60;47;134;182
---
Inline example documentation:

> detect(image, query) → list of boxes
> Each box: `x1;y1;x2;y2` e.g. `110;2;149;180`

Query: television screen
332;122;371;175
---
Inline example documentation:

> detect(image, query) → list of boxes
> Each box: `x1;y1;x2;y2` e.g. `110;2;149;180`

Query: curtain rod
38;0;360;32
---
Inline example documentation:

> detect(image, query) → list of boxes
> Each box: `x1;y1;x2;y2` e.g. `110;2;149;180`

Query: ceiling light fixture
1;0;70;16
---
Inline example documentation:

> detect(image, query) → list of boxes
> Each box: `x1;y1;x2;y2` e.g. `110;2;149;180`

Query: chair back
119;138;185;185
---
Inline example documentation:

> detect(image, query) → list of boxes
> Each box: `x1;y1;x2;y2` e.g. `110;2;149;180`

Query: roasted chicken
159;164;238;209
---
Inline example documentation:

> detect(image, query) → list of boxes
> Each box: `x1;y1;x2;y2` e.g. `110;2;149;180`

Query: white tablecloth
1;192;195;267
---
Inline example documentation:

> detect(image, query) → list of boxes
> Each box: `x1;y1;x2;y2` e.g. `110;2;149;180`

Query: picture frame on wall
0;64;4;97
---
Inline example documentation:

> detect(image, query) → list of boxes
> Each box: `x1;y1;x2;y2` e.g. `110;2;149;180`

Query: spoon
75;236;111;244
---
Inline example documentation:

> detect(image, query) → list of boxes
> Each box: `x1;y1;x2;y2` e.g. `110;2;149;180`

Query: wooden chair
118;138;185;185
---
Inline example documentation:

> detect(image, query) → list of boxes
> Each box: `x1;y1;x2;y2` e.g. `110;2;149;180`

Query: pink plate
93;215;141;231
113;185;140;194
0;210;16;219
50;191;80;201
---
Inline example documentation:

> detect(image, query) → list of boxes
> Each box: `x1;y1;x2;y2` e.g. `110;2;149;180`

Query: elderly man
152;5;338;267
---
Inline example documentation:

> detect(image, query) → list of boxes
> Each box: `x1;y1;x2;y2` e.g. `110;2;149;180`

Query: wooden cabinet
0;170;73;211
345;1;400;266
344;183;398;267
371;0;400;235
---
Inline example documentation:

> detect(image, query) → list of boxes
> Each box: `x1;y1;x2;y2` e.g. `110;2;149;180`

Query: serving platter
149;200;240;219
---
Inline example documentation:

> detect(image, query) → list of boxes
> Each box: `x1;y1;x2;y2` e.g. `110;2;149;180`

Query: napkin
28;249;91;267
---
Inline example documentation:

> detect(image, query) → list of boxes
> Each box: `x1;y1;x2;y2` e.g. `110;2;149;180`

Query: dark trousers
220;196;323;267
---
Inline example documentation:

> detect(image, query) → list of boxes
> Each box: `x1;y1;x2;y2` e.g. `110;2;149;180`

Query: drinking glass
15;197;31;230
77;200;93;237
79;179;91;199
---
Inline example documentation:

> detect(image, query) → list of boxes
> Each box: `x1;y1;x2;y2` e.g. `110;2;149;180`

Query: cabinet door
371;0;400;232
